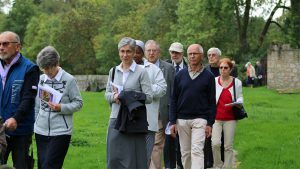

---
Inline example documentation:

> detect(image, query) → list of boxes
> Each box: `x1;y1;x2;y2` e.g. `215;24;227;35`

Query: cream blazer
215;77;244;104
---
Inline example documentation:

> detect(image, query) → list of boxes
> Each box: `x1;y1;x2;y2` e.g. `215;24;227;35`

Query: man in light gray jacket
145;40;176;169
134;40;167;167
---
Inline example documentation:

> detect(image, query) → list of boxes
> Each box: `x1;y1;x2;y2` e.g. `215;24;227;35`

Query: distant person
230;60;238;78
206;47;221;77
34;46;83;169
170;44;216;169
245;62;256;88
167;42;187;73
105;37;153;169
212;58;244;168
255;61;264;86
166;42;185;169
0;31;39;169
145;40;176;169
134;40;167;167
205;47;222;168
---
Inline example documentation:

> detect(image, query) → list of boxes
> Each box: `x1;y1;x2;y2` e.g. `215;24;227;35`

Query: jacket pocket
11;80;24;104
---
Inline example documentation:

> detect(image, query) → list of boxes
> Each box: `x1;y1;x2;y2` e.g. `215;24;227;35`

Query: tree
52;0;102;74
288;0;300;47
3;0;37;42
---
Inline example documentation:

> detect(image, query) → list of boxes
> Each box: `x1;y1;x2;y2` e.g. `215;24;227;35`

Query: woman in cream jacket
212;58;244;169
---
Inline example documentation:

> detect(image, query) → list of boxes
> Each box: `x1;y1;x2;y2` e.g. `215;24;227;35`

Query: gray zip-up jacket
34;68;83;136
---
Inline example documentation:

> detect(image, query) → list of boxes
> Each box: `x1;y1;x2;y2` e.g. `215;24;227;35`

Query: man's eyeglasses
188;53;201;56
0;41;18;47
146;49;157;53
219;66;229;70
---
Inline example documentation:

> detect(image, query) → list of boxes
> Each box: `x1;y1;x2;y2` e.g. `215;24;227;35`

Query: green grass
6;87;300;168
235;87;300;169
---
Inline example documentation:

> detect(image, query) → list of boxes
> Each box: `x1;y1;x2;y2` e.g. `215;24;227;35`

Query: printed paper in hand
38;84;62;104
225;102;243;107
109;82;123;94
165;122;171;135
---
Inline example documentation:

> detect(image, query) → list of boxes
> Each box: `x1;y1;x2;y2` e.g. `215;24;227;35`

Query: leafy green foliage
0;0;296;74
3;0;37;42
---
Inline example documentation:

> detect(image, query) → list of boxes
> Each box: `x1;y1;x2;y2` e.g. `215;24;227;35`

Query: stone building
74;75;108;92
267;44;300;91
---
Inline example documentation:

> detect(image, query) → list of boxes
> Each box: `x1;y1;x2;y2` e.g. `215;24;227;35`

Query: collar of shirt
116;60;137;73
143;59;153;68
173;60;184;69
44;67;63;82
154;59;160;67
188;64;204;74
0;53;20;89
2;52;20;68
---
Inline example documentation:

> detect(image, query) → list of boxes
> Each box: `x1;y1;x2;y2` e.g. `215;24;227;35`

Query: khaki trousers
149;120;165;169
177;118;207;169
211;120;236;168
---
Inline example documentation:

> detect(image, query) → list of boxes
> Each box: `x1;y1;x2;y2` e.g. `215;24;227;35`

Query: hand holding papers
38;84;62;104
110;82;123;94
165;122;171;135
225;102;243;107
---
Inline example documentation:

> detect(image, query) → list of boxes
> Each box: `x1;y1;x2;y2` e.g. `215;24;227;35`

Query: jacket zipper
62;115;69;129
48;111;51;136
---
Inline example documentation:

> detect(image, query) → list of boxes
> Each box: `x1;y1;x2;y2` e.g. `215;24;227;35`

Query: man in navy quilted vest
0;31;39;169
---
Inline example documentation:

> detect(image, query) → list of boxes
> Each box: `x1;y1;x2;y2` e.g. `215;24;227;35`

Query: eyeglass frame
0;41;19;47
219;66;229;70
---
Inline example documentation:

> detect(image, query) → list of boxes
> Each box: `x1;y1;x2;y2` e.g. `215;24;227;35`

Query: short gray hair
145;40;160;52
118;37;136;51
207;47;221;57
0;31;21;43
36;46;60;69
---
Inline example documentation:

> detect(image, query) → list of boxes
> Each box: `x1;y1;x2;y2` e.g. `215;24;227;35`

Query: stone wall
267;44;300;90
74;75;108;92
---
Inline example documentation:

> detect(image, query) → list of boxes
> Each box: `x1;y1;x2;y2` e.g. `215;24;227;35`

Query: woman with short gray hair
34;46;83;169
105;37;153;169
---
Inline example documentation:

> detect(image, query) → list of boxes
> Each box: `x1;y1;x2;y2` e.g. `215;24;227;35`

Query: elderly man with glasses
170;44;216;169
145;40;177;169
0;31;39;168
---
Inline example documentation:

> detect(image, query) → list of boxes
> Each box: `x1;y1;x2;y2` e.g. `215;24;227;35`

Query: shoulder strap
233;77;237;101
111;67;116;82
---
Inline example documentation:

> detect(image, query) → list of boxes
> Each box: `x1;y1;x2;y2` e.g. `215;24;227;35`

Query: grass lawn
7;87;300;168
235;87;300;169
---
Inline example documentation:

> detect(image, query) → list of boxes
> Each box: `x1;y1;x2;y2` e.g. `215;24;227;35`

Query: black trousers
164;134;176;168
204;137;213;168
3;134;32;169
175;134;184;168
35;134;71;169
164;134;184;168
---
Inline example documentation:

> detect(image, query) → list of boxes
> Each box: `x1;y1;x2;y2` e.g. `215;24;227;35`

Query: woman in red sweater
212;58;244;169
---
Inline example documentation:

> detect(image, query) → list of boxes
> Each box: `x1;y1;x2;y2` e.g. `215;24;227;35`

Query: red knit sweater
216;78;235;120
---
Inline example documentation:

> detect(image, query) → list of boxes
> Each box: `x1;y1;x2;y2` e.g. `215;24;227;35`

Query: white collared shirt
116;61;137;85
44;67;63;82
173;60;184;71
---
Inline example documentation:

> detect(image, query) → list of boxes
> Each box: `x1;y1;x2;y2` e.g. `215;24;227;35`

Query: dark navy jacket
115;91;148;133
0;54;39;135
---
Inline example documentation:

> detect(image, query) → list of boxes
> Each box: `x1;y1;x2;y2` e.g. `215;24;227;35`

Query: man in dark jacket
0;31;39;168
166;42;186;169
170;44;216;169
